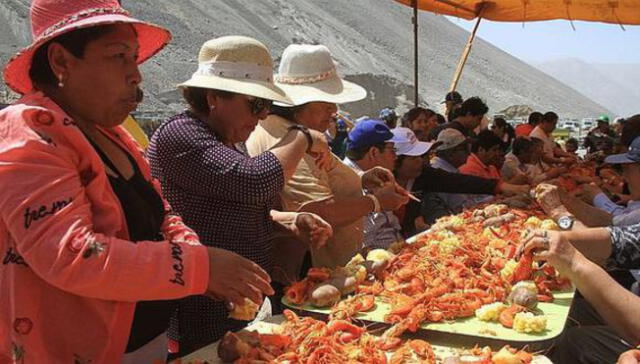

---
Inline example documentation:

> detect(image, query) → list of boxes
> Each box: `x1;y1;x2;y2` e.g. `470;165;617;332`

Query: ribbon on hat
38;7;130;40
275;68;337;85
194;60;273;82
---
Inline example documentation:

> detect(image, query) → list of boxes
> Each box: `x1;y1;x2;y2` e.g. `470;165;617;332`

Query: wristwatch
288;124;313;152
557;215;575;230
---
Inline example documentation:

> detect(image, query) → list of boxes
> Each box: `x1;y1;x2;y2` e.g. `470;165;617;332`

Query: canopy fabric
394;0;640;25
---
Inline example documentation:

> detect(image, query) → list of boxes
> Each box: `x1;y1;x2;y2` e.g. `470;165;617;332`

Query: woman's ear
47;42;75;84
205;90;218;112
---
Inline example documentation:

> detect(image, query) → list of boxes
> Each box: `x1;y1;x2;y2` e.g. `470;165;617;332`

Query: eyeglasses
246;96;272;115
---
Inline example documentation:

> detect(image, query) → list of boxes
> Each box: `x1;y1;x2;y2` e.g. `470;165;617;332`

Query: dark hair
512;137;535;156
29;25;118;88
566;137;579;146
402;107;435;127
621;114;640;147
345;142;386;161
182;87;234;114
447;104;461;122
528;112;543;125
494;117;515;150
493;117;507;129
458;97;488;117
472;130;503;153
543;111;559;123
530;137;544;146
436;113;446;125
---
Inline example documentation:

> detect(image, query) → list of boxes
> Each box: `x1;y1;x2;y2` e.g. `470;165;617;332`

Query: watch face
558;217;572;229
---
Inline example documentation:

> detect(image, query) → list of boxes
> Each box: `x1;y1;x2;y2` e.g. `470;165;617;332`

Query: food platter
176;316;553;363
282;204;576;352
283;289;572;351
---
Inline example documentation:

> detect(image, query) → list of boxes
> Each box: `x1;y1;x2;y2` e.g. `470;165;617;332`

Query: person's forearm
419;167;498;195
269;129;311;181
562;194;613;227
542;154;564;165
298;196;373;227
572;260;640;345
531;172;551;185
555;148;576;159
562;227;613;264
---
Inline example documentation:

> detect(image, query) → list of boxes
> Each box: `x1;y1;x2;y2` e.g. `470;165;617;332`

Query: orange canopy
394;0;640;25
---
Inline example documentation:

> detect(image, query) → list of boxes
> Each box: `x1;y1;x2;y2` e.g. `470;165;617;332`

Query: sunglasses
246;96;272;115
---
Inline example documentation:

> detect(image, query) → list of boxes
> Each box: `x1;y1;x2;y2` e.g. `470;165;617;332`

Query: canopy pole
449;13;483;92
413;0;419;106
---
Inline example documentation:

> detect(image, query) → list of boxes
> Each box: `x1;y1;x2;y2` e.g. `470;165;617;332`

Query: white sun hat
274;44;367;106
178;36;292;104
391;127;434;156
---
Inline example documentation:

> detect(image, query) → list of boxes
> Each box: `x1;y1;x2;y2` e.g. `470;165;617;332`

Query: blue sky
447;18;640;64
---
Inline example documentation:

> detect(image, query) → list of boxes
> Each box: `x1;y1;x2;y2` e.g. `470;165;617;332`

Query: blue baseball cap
346;118;394;150
604;136;640;164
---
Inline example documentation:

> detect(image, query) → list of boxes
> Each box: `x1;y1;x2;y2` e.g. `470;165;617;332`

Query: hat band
275;68;337;85
194;60;273;82
38;7;130;40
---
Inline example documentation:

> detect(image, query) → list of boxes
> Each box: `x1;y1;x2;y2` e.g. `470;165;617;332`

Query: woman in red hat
0;1;273;362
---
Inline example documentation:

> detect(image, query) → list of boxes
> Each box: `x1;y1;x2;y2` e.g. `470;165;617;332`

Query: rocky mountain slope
535;58;640;117
0;0;611;119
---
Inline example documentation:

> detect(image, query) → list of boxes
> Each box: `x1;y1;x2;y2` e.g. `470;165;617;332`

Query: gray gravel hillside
0;0;611;118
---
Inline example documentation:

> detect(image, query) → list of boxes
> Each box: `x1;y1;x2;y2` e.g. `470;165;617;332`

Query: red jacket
515;123;534;137
0;92;209;363
459;153;501;180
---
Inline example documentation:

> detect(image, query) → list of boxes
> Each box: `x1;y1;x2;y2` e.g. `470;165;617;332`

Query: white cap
390;127;434;156
434;128;467;151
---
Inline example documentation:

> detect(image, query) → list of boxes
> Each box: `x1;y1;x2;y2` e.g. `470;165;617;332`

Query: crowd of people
1;1;639;363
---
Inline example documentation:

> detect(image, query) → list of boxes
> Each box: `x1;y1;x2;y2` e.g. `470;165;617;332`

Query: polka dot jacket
147;111;284;344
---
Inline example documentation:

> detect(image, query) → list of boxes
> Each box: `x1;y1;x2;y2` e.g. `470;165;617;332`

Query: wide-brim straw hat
274;44;367;106
4;0;171;95
178;36;291;105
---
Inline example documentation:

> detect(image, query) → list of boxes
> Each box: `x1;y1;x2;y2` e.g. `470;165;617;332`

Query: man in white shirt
502;137;565;185
529;111;577;165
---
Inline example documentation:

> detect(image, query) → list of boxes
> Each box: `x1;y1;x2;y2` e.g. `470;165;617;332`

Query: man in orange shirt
459;130;504;179
515;111;543;137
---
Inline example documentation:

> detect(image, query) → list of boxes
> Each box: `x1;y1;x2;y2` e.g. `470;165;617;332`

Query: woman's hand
518;229;585;279
499;182;530;196
545;166;567;179
307;129;331;170
507;173;529;185
575;183;604;204
533;183;568;218
206;247;274;307
294;212;333;249
361;167;396;191
374;184;410;212
618;349;640;364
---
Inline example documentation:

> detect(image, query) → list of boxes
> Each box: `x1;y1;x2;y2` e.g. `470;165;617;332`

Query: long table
175;315;554;363
282;227;575;352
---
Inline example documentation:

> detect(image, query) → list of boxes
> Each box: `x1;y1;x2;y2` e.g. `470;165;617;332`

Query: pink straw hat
3;0;172;95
